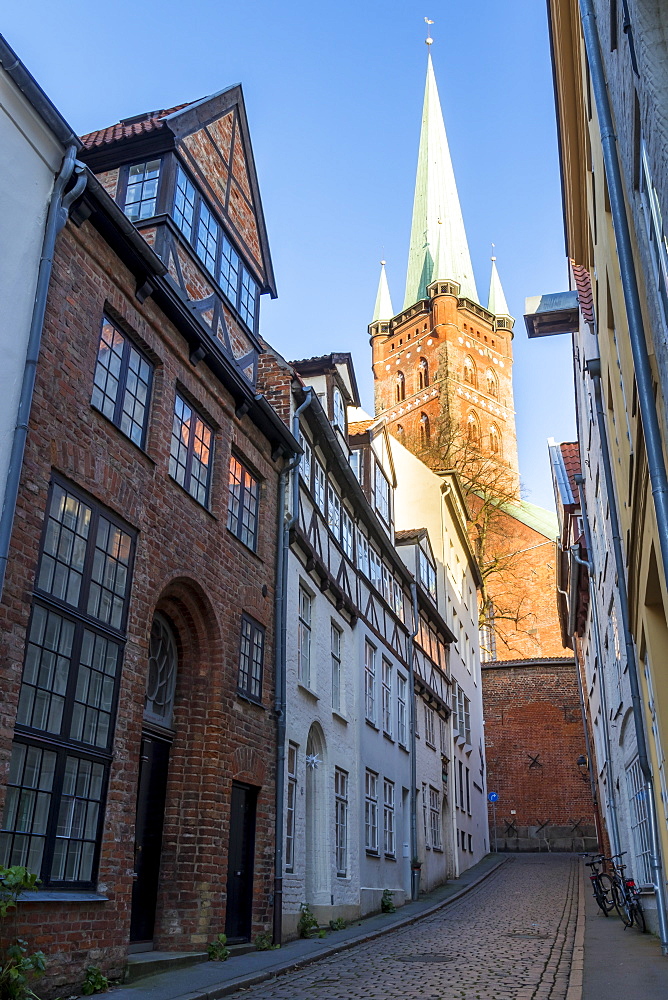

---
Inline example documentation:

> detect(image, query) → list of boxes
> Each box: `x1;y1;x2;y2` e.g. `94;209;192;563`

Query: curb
565;857;585;1000
164;857;510;1000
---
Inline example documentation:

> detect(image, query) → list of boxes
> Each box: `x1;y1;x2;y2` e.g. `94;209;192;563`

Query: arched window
396;423;404;438
489;423;501;456
145;613;179;728
463;356;477;387
466;411;480;447
419;412;430;447
486;369;498;398
418;358;429;390
332;387;345;430
396;371;406;402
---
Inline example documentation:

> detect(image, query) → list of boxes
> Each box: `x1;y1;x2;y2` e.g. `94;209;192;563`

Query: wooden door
224;783;257;942
130;733;171;944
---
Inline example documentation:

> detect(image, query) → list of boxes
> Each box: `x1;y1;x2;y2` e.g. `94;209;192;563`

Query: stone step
125;950;209;982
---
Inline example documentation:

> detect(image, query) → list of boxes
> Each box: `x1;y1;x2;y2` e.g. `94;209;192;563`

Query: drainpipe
272;388;312;945
0;147;87;598
586;357;668;952
569;537;622;858
409;582;420;900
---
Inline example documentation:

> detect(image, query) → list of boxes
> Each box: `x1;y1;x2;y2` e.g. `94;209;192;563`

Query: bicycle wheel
611;878;633;924
597;873;616;913
632;899;647;933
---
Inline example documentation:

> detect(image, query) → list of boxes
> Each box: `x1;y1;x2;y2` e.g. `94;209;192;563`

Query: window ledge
383;731;395;743
237;692;265;710
399;743;410;754
384;854;397;861
425;741;437;751
297;683;319;701
365;850;380;858
18;890;109;903
332;710;348;725
365;719;379;732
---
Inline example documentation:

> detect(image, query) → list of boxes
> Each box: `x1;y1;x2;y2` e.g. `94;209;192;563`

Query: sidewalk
581;868;667;1000
110;853;507;1000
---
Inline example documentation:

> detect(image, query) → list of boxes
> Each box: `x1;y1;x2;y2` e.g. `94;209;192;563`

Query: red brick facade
0;213;283;991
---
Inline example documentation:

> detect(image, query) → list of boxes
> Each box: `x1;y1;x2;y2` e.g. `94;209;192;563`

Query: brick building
368;45;596;851
0;67;298;991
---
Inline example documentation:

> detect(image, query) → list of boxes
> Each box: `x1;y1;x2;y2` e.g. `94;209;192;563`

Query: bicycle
606;853;647;932
583;854;615;915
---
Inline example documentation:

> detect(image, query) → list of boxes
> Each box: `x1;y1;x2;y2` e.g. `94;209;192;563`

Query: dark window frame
118;158;164;223
227;453;261;552
2;478;135;889
91;315;153;450
237;614;265;703
169;392;214;508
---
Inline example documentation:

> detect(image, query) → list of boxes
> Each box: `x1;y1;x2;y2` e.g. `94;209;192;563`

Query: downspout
409;582;420;900
272;387;312;945
570;537;622;858
586;357;668;952
0;147;87;598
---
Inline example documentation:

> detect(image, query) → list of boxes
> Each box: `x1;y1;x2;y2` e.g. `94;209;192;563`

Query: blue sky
4;0;576;510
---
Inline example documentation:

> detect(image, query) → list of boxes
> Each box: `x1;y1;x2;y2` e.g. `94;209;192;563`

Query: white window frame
374;464;390;523
299;430;312;484
382;659;392;737
383;779;395;857
341;508;354;560
397;674;407;747
331;623;342;714
327;485;341;538
422;782;429;848
285;743;298;871
335;767;348;875
365;769;379;853
429;786;442;849
418;547;437;601
364;639;377;724
298;586;312;687
333;387;345;430
369;547;382;591
424;704;436;748
439;716;448;754
357;529;370;577
313;460;326;512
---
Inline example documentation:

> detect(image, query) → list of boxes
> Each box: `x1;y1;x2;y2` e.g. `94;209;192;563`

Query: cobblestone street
238;855;579;999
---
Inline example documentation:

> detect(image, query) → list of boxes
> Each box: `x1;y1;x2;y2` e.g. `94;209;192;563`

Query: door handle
235;870;242;876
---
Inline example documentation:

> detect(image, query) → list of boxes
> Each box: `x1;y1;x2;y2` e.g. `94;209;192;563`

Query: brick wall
0;217;282;993
482;659;598;851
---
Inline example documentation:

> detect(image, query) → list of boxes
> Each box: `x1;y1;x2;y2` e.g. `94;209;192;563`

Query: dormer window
418;547;437;601
374;464;390;524
333;388;345;431
124;159;161;222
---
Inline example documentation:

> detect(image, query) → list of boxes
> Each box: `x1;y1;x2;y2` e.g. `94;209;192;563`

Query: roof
290;353;361;407
395;528;428;543
560;441;581;498
570;261;595;324
488;257;511;317
403;52;478;309
348;419;374;436
503;498;560;540
80;104;190;149
372;261;394;323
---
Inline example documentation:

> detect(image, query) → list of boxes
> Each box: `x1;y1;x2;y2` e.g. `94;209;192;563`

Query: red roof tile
395;528;426;542
571;261;595;325
559;441;582;499
348;420;373;435
80;104;191;150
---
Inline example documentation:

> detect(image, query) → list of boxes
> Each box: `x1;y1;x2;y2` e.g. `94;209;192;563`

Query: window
439;716;448;754
327;486;341;538
626;757;652;883
238;615;264;701
424;704;436;747
465;766;471;814
381;565;392;605
397;674;408;746
466;411;480;447
357;530;369;577
418;547;437;601
364;640;376;724
383;779;395;856
365;770;378;853
219;235;240;302
392;580;405;620
145;614;178;726
1;482;134;886
227;456;259;550
169;394;213;506
640;140;668;325
331;624;342;714
455;688;471;744
418;358;429;389
396;371;405;402
341;509;354;560
486;369;498;398
396;423;404;439
124;159;160;221
382;659;392;736
299;430;312;484
196;201;220;275
489;424;501;456
479;602;497;662
414;694;420;738
285;744;297;871
374;465;390;523
335;768;348;875
458;760;465;811
91;317;152;448
332;388;345;430
239;266;258;329
173;166;196;242
350;449;363;483
463;356;477;386
298;587;312;688
422;782;429;847
419;412;430;446
468;833;473;853
429;787;442;849
369;548;382;591
461;829;466;851
313;461;326;512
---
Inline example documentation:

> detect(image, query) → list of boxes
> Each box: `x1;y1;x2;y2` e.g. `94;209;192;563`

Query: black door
130;733;171;944
225;783;257;942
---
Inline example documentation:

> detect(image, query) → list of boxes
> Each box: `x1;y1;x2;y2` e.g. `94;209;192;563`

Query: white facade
0;57;66;519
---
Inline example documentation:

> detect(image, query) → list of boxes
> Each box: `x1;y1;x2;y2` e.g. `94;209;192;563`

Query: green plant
381;889;396;913
0;867;46;1000
253;932;279;951
81;966;109;995
328;917;347;931
207;933;230;962
297;903;319;939
317;929;326;938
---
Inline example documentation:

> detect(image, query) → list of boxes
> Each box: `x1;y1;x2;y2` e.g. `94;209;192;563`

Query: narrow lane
241;855;579;1000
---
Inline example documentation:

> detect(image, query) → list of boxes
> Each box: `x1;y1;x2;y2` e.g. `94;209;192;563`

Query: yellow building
529;0;668;946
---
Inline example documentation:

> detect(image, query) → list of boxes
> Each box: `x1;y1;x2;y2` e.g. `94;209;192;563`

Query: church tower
370;51;519;493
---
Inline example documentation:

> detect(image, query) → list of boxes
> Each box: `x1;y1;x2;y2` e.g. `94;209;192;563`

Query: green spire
372;260;394;322
403;52;479;310
488;256;511;316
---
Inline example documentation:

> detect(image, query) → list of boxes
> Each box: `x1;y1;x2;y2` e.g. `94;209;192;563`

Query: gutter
0;147;87;598
272;388;313;945
409;582;420;901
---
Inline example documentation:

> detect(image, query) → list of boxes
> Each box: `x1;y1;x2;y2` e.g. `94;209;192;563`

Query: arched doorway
304;723;329;906
130;613;178;947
